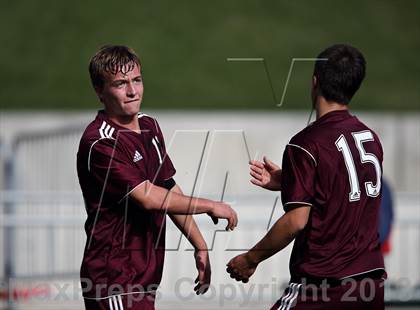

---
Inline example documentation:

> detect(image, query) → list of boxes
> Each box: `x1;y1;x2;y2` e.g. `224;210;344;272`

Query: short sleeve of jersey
281;142;317;212
89;138;147;203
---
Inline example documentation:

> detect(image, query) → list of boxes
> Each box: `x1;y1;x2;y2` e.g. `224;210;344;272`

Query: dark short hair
314;44;366;105
89;45;141;89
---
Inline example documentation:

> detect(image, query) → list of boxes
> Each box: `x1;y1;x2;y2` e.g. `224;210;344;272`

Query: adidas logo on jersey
133;150;143;162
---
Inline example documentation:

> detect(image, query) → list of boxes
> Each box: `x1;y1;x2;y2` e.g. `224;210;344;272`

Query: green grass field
0;0;419;110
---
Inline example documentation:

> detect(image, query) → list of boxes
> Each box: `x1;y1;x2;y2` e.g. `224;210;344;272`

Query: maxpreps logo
133;150;143;162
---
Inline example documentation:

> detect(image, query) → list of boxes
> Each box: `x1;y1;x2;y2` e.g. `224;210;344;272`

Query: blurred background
0;0;419;309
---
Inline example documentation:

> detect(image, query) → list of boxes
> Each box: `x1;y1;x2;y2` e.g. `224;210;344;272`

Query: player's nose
126;82;136;97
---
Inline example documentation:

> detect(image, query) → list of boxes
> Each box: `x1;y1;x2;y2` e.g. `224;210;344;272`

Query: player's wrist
273;170;282;189
245;250;261;266
193;241;209;252
266;182;281;191
208;200;219;215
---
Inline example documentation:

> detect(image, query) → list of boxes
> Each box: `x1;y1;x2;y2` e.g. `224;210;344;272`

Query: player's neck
316;97;348;119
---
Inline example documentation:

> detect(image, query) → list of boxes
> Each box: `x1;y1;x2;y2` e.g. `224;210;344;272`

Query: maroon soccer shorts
84;292;156;310
271;277;385;310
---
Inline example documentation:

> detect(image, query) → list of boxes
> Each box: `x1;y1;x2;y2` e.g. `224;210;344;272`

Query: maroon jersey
281;110;385;281
77;110;175;298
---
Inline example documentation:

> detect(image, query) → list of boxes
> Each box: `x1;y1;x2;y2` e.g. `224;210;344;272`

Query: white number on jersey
335;130;381;202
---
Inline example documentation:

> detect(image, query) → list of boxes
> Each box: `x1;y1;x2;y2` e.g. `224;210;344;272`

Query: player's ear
94;86;104;102
312;75;317;90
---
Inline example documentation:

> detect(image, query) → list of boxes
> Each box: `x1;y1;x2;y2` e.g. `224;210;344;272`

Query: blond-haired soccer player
77;45;237;310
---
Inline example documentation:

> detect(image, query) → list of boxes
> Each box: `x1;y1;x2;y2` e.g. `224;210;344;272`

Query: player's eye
113;81;125;88
134;77;142;83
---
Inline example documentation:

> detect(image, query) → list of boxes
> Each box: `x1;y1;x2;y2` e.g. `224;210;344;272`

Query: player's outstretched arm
129;180;238;231
227;205;310;283
169;184;211;295
249;156;282;191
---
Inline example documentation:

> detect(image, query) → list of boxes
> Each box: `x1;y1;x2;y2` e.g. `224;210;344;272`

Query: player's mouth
124;99;140;104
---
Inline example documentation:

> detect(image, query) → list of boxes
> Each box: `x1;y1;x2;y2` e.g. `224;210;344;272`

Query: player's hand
208;202;238;231
193;249;211;295
226;252;258;283
249;156;282;191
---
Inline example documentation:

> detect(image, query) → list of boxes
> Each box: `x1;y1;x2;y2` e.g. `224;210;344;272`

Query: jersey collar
96;110;142;135
313;110;353;126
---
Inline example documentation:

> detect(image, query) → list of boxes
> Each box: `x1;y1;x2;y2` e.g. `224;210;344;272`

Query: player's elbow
141;198;155;211
130;180;157;211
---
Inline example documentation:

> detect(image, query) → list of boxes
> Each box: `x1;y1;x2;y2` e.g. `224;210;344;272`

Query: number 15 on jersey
335;130;382;202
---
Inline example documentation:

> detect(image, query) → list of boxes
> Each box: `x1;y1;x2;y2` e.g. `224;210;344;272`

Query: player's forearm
169;185;207;250
246;207;308;265
170;214;207;250
130;181;213;215
246;215;295;264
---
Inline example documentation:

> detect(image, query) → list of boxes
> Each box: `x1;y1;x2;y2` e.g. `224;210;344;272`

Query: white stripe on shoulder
104;124;111;137
99;121;116;139
99;121;106;138
108;127;115;138
287;143;317;166
87;137;115;172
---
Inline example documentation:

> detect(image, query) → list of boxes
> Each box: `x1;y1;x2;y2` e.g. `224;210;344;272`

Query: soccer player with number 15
227;44;386;309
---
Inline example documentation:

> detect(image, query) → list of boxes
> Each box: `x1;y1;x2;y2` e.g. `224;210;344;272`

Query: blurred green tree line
0;0;419;110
